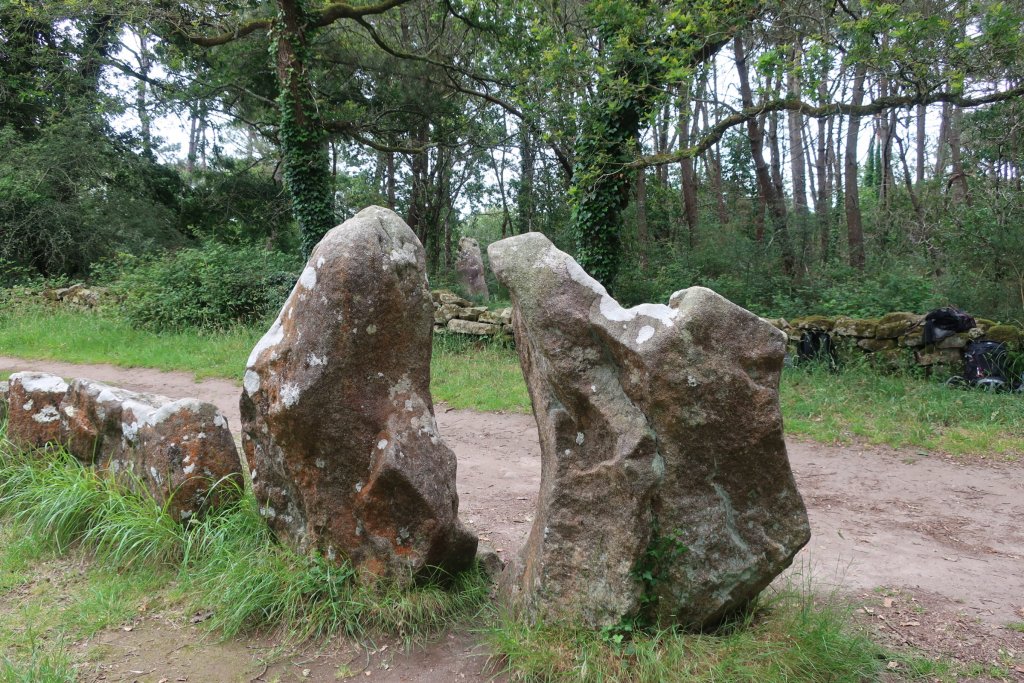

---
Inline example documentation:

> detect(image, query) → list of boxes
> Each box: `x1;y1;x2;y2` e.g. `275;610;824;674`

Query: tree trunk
276;0;334;258
678;89;699;247
845;64;868;269
135;30;153;159
734;36;794;274
635;163;649;270
787;41;808;215
517;125;536;234
915;103;926;185
948;106;970;204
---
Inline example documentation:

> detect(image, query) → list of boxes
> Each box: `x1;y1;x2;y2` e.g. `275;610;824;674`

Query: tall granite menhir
241;206;477;581
489;233;810;629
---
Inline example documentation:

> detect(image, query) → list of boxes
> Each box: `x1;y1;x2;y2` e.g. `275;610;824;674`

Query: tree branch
186;0;418;47
630;84;1024;169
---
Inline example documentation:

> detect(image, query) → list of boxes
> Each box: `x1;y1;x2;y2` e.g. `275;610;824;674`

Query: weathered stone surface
455;237;490;299
434;302;464;324
475;542;505;580
832;317;879;337
59;379;240;519
479;308;513;326
488;233;810;630
432;289;472;308
984;324;1022;345
875;312;923;339
937;334;967;350
118;397;240;521
915;348;963;366
446;318;501;336
6;372;69;450
0;381;8;425
857;338;897;352
456;306;489;322
791;315;835;331
241;206;476;581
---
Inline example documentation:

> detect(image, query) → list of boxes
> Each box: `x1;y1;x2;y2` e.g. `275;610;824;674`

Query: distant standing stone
455;237;490;299
488;233;810;629
241;206;477;581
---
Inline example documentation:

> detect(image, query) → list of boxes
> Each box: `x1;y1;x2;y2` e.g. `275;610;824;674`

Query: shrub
103;242;301;331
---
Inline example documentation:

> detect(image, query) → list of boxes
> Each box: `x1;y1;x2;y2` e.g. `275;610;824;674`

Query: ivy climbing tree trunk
276;0;334;258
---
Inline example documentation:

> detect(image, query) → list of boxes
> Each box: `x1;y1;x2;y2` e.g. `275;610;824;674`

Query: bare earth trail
2;356;1023;681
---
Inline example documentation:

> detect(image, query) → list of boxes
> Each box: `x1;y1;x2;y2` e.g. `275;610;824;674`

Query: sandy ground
2;355;1023;681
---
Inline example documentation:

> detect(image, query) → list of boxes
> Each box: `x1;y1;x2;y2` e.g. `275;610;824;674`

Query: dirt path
3;356;1023;680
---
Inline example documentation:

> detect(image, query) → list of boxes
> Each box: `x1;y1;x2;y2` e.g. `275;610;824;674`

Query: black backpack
797;330;838;369
923;307;976;345
963;340;1009;385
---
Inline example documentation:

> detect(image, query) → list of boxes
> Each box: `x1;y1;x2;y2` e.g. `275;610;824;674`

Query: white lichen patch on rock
299;266;317;290
32;405;60;423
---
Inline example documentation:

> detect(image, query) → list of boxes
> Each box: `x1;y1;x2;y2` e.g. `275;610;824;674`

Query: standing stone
241;206;476;581
455;237;489;299
60;379;240;520
6;372;69;450
488;233;810;629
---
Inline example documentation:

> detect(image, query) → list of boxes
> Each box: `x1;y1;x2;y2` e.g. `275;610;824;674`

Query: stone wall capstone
3;373;240;521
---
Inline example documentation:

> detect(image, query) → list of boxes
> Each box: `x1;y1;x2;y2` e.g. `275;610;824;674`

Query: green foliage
178;163;298;252
103;242;300;331
0;121;185;278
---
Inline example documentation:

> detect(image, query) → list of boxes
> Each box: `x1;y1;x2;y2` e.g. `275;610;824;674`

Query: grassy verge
781;361;1024;458
0;425;488;680
0;303;261;381
0;423;980;681
2;301;1022;457
486;590;886;682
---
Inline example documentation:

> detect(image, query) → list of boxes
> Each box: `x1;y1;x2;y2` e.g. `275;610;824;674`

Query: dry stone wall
1;372;241;521
431;290;512;337
768;313;1023;369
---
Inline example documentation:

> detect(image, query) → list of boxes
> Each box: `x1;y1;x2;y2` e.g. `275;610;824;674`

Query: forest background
3;0;1024;329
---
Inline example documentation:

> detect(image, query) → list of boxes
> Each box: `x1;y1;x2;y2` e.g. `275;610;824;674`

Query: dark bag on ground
963;340;1009;386
797;330;838;369
923;307;976;345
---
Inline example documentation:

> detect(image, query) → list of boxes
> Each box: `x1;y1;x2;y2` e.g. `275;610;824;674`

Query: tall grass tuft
178;494;488;641
0;427;488;644
486;587;883;683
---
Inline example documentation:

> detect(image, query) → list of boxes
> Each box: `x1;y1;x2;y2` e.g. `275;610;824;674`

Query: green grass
781;361;1024;458
2;301;1022;457
0;301;261;380
0;421;981;681
485;588;885;682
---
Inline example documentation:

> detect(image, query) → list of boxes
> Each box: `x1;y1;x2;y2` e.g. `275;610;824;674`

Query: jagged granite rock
6;372;69;450
455;237;489;299
60;379;241;520
488;233;810;629
241;206;477;581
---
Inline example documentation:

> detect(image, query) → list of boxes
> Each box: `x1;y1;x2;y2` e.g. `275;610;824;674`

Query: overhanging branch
630;84;1024;169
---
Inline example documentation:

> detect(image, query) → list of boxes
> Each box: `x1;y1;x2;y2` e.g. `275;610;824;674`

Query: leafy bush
102;243;301;331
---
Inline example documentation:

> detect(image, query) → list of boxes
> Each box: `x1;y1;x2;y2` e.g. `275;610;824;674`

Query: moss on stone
790;315;835;331
832;317;878;337
983;324;1022;346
